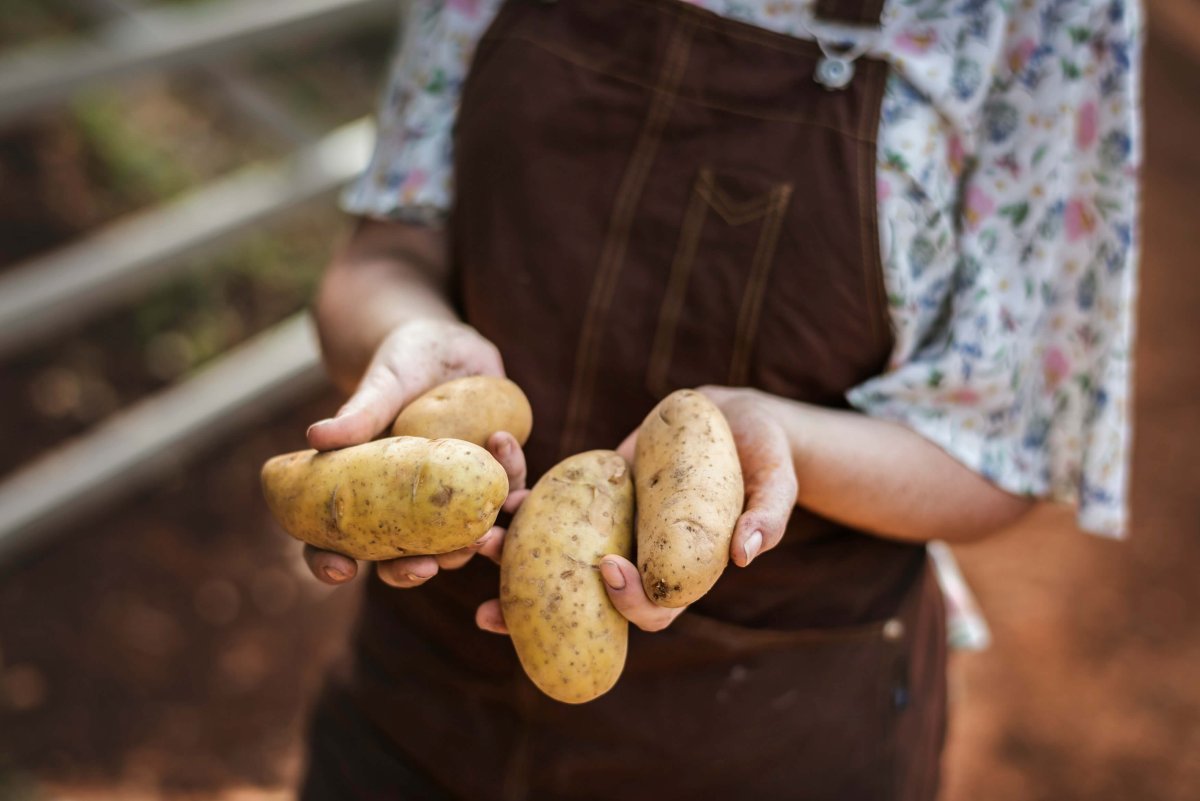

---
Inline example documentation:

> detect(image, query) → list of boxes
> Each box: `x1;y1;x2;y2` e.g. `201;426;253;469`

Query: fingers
477;525;507;565
303;546;359;585
376;555;441;588
377;522;502;586
477;556;687;637
502;489;530;516
615;429;638;463
437;525;502;570
307;363;408;451
599;555;686;632
475;599;509;635
731;421;798;568
487;432;528;494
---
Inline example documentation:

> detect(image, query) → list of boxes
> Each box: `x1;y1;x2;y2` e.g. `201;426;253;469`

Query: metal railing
0;0;392;561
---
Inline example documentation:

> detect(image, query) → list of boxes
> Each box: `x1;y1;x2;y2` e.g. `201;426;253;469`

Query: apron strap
813;0;885;27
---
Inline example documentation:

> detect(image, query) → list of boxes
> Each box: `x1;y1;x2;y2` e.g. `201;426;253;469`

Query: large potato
634;390;744;608
261;436;508;560
391;376;532;447
501;450;634;704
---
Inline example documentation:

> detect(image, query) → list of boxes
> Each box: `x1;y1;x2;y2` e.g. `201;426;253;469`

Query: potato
501;450;634;704
261;436;508;560
391;376;532;447
634;389;744;608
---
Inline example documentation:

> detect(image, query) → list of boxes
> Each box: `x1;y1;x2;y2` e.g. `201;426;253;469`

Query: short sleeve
849;1;1142;537
340;0;503;223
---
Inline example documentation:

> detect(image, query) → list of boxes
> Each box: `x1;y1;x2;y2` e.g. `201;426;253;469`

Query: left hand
474;385;799;635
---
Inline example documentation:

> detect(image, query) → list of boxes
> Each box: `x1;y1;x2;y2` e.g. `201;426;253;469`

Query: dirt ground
1;11;1198;801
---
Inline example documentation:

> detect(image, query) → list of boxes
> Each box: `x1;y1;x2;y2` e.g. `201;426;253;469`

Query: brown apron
302;1;946;799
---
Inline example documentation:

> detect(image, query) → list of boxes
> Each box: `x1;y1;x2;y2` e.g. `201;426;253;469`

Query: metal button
815;56;855;90
882;618;905;642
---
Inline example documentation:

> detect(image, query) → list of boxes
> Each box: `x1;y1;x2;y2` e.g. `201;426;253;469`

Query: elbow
945;493;1037;543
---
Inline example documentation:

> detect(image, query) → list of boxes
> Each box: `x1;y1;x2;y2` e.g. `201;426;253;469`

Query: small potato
392;376;533;447
501;450;634;704
634;390;744;608
261;436;508;560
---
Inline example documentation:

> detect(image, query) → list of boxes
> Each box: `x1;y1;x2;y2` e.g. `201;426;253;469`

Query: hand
300;318;528;587
474;385;799;635
307;319;503;451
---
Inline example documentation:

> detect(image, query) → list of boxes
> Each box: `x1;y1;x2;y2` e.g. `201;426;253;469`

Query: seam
697;172;775;226
855;64;893;355
646;171;713;399
483;32;881;144
559;19;695;457
507;0;830;57
728;184;794;386
661;9;819;55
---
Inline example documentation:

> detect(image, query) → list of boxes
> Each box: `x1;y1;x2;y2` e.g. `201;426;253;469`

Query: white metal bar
0;0;396;124
0;312;325;564
0;118;372;359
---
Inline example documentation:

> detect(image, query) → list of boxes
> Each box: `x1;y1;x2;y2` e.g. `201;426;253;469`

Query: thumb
731;445;797;567
307;365;406;451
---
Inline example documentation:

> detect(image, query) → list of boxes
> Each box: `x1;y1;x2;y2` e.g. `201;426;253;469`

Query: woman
296;1;1140;798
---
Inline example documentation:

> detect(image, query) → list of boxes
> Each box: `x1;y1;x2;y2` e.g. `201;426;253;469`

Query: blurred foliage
69;90;196;204
0;0;389;474
248;29;394;125
0;0;86;48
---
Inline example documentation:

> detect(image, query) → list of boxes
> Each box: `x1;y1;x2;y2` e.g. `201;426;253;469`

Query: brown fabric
302;1;946;799
815;0;887;27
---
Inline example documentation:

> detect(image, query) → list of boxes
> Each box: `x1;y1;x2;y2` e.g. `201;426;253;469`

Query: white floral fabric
343;0;1142;537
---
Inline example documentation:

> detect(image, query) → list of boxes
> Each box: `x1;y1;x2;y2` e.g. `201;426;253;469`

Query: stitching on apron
646;171;712;400
559;18;695;457
728;183;794;386
481;32;880;143
645;170;791;399
625;0;830;56
855;64;894;354
699;173;775;226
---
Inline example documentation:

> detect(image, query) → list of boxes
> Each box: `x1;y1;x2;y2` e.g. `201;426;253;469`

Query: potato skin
501;450;634;704
391;376;533;447
634;390;744;608
261;436;508;560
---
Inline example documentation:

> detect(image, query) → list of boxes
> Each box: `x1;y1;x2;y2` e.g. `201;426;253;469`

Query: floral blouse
343;0;1142;538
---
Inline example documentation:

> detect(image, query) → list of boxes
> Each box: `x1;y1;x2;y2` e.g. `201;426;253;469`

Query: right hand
300;318;529;587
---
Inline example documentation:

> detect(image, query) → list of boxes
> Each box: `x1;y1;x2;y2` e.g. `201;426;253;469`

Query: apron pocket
646;167;794;398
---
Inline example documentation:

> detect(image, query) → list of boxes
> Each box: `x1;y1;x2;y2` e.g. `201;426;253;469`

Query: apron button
815;55;855;90
882;618;905;642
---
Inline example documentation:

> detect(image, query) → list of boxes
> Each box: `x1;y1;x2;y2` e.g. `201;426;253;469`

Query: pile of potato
261;378;743;704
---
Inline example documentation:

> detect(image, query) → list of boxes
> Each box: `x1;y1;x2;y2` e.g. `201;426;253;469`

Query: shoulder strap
813;0;884;26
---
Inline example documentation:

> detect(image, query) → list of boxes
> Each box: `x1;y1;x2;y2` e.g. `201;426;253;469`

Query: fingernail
600;560;625;590
323;566;347;582
743;530;763;565
405;572;425;582
307;419;333;436
474;530;495;547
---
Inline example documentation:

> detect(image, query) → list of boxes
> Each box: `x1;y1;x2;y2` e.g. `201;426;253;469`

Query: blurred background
0;1;1196;799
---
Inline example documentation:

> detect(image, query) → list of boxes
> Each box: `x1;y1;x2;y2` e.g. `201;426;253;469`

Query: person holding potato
295;0;1141;798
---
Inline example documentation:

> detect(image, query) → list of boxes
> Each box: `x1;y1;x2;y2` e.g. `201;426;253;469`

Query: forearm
315;218;457;392
763;395;1033;543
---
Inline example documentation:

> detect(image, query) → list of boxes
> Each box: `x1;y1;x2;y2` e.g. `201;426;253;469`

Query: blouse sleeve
848;1;1142;537
340;0;503;223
